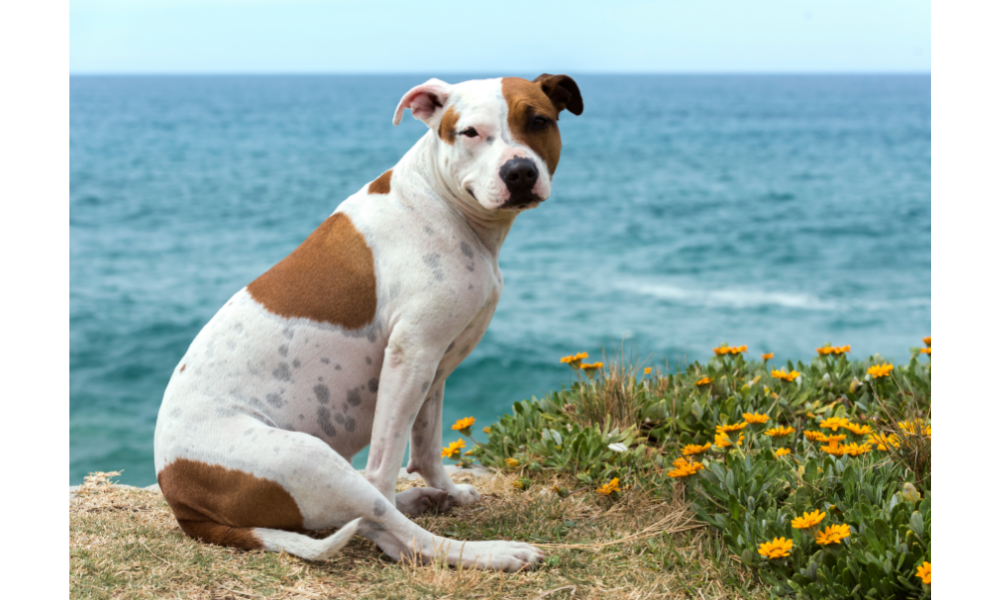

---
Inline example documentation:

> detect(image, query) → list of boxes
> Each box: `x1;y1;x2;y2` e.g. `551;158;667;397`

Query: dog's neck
392;132;516;257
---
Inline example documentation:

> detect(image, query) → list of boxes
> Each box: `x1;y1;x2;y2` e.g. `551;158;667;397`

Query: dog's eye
531;116;549;130
460;128;478;138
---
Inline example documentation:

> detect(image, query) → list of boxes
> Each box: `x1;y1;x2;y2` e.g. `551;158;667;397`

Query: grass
70;471;770;599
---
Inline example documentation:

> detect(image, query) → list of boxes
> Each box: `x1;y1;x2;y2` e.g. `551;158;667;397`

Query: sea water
70;75;930;485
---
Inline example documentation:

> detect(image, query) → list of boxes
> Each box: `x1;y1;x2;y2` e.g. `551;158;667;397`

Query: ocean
70;74;930;486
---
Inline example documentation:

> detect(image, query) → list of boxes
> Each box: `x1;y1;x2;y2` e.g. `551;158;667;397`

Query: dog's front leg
406;380;481;506
363;338;442;505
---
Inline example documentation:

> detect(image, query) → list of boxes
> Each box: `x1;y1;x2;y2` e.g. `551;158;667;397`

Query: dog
153;74;583;571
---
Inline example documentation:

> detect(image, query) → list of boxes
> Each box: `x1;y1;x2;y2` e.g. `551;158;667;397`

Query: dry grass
569;345;649;432
71;472;769;599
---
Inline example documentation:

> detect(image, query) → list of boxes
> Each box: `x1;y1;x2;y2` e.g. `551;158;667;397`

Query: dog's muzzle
499;157;543;208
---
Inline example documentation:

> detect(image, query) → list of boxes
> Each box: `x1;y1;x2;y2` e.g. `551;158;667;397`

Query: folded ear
393;78;452;126
533;74;583;116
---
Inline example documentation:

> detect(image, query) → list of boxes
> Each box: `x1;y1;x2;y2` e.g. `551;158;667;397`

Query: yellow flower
815;523;851;545
757;537;793;559
482;426;491;434
729;345;747;354
771;369;800;382
765;425;795;437
713;345;731;355
916;561;931;585
867;432;900;450
898;420;929;436
596;477;621;495
843;422;872;436
761;352;774;360
922;336;931;347
513;479;525;489
668;459;704;478
819;417;850;432
834;345;850;355
716;422;749;434
441;439;466;458
696;376;712;386
682;442;713;456
714;432;744;448
742;412;770;424
820;443;847;456
644;367;652;374
504;457;520;468
560;352;588;364
580;362;604;371
774;448;791;458
920;347;931;355
791;509;827;529
841;442;872;456
451;416;475;431
816;345;835;356
868;363;894;378
803;430;827;442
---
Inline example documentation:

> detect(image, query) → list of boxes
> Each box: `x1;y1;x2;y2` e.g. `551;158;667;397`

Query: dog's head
393;75;583;212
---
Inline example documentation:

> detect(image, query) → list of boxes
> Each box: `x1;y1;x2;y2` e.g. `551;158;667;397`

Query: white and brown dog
153;75;583;571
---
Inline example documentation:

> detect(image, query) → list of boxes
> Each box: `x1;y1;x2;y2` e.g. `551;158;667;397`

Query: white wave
620;280;929;312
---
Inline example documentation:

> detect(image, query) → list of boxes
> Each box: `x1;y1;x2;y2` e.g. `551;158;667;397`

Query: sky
70;0;930;74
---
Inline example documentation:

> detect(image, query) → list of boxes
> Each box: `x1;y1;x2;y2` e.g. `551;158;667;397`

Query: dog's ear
533;74;583;116
393;79;453;126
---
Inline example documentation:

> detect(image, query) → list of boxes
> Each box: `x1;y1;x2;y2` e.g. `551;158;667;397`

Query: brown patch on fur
437;106;460;145
179;364;186;373
501;78;564;173
369;169;392;195
247;213;377;329
158;458;305;550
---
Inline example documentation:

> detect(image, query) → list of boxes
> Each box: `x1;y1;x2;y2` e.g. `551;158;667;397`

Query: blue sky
71;0;930;73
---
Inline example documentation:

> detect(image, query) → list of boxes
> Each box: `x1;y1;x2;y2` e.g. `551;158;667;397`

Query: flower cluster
868;363;894;378
668;457;705;478
596;477;621;495
560;352;588;364
713;344;748;356
771;369;800;382
817;345;851;356
441;439;466;458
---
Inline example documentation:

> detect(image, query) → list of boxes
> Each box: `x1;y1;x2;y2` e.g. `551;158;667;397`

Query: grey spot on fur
317;407;337;437
321;357;330;364
170;407;182;418
345;417;355;432
265;393;284;408
314;384;330;404
466;264;475;272
335;413;345;424
282;328;294;340
422;253;445;281
446;342;455;354
468;284;474;289
278;344;289;357
347;387;363;406
421;381;430;393
424;226;435;236
342;402;350;412
367;329;377;343
373;499;388;517
365;356;372;365
368;378;379;393
413;434;424;447
318;376;323;382
299;414;305;420
293;358;302;368
460;241;474;258
273;363;292;381
335;364;342;370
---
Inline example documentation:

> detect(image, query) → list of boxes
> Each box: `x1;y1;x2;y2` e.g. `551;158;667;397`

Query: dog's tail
255;518;362;561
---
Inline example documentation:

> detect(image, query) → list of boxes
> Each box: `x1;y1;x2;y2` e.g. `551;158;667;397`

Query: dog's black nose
499;158;539;194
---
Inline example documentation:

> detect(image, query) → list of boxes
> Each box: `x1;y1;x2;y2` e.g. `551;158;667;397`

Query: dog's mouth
500;191;545;210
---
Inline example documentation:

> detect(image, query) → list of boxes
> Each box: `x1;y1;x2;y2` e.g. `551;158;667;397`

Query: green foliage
469;343;931;597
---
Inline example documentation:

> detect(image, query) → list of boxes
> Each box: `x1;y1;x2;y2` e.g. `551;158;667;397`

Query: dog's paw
395;487;456;516
450;540;544;572
451;483;482;506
